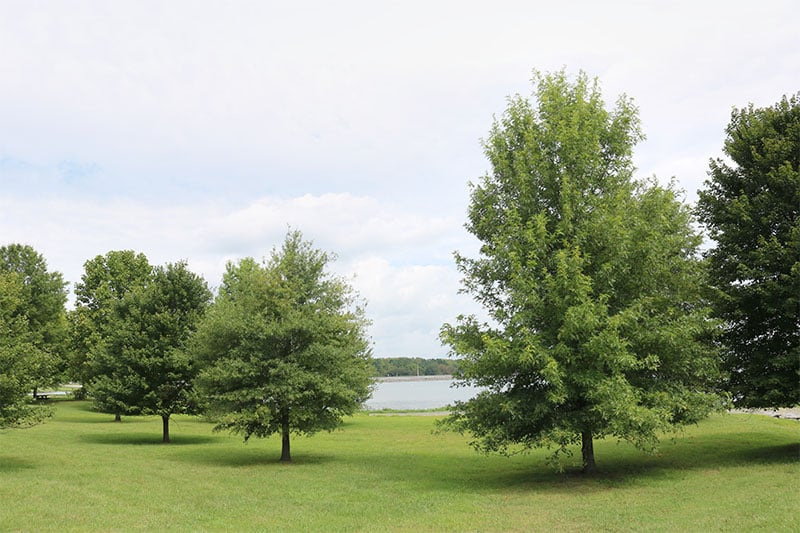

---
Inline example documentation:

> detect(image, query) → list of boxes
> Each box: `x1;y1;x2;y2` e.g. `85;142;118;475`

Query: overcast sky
1;1;797;357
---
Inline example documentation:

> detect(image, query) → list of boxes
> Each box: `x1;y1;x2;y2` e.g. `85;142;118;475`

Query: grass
0;401;798;531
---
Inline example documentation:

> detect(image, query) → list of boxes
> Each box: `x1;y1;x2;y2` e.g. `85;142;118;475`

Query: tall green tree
696;93;800;408
70;250;151;417
87;261;211;442
0;244;68;396
441;70;723;472
0;272;52;427
194;230;373;462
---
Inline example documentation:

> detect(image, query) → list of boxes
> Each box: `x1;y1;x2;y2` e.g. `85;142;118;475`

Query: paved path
730;407;800;420
371;408;800;419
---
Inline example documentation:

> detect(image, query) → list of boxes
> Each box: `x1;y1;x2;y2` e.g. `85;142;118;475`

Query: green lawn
1;401;798;531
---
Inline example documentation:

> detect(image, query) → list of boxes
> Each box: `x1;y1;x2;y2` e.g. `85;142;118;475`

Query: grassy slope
0;401;797;531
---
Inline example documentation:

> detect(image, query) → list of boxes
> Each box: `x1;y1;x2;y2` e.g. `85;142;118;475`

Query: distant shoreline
374;375;453;383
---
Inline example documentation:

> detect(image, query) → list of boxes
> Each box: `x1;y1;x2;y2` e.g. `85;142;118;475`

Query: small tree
194;230;373;462
696;93;799;408
441;70;724;472
86;262;211;442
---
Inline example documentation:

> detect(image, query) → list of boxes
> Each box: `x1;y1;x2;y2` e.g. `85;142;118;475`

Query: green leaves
442;70;723;470
0;245;66;428
194;230;373;457
0;276;51;428
78;256;212;439
697;93;800;408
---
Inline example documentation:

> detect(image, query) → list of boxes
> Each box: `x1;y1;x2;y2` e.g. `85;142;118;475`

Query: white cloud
0;0;796;356
199;193;469;268
0;192;480;356
346;256;479;356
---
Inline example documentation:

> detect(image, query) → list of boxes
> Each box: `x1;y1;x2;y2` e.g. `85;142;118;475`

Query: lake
364;376;483;410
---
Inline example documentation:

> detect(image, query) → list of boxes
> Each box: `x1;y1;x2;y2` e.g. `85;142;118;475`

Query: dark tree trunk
162;415;170;444
114;413;122;422
581;430;596;473
280;412;291;462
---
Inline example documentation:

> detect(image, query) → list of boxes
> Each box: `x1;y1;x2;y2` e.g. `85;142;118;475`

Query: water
364;377;482;410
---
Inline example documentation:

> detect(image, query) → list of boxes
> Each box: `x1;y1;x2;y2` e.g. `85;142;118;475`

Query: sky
1;1;797;357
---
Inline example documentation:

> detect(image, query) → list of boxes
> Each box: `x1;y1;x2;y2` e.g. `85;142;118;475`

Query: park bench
33;391;68;401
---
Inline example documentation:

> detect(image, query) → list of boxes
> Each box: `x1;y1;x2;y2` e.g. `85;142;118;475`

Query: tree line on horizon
371;357;460;377
1;69;797;471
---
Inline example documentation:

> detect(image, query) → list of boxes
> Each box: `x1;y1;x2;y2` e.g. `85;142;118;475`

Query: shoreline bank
374;375;454;383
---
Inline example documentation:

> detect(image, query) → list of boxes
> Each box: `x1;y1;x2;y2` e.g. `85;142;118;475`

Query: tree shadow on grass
631;433;797;469
63;416;139;425
56;402;150;424
296;429;799;496
79;432;220;446
162;419;798;494
441;431;800;493
171;446;339;467
0;456;36;473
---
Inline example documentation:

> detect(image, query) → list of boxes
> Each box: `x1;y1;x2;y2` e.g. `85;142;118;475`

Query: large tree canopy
441;70;723;472
70;250;152;413
0;244;68;397
194;230;373;462
0;272;51;427
696;93;800;408
86;261;211;442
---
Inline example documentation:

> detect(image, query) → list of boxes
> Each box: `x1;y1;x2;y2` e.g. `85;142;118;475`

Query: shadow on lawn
0;456;36;472
56;402;143;424
79;432;219;446
156;414;799;495
172;445;339;467
456;431;800;492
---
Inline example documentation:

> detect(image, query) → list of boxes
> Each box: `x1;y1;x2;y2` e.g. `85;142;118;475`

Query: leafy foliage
69;250;152;389
85;261;211;441
194;230;373;461
0;272;52;427
696;93;800;408
441;70;724;471
0;244;67;428
0;245;68;348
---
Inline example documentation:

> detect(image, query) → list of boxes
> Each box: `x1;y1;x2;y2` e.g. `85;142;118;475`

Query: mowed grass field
0;401;798;531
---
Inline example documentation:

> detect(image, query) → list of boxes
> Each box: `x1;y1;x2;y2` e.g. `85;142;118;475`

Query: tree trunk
280;412;291;462
114;413;122;422
162;415;170;444
581;430;596;473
